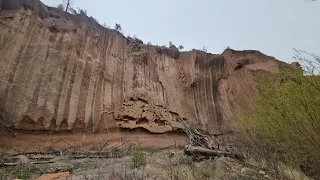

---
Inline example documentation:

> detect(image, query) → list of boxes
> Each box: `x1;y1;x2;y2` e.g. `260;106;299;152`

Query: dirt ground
0;131;310;180
0;130;275;180
0;147;276;180
0;130;186;154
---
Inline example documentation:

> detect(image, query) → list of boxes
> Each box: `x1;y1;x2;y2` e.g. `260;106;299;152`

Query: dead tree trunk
185;145;239;158
178;118;242;159
65;0;71;12
178;117;217;149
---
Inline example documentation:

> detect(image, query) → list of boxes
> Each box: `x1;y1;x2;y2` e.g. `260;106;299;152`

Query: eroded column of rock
0;0;284;134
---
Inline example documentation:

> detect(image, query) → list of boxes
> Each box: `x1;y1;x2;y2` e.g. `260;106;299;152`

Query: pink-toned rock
0;0;288;135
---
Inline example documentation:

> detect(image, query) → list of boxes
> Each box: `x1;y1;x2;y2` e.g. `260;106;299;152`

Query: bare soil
0;148;275;180
0;130;186;154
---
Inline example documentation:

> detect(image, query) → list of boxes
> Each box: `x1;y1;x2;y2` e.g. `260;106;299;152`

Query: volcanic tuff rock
0;0;289;134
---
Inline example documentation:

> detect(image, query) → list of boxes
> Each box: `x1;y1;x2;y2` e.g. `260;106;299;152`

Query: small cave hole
123;115;136;121
155;120;166;127
136;118;149;125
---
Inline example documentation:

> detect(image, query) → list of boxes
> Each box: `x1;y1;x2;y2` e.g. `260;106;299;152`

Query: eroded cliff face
0;0;281;134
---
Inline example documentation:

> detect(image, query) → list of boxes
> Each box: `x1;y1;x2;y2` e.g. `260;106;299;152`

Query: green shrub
178;45;184;51
238;51;320;178
180;156;194;166
115;23;122;31
131;150;146;168
13;167;31;180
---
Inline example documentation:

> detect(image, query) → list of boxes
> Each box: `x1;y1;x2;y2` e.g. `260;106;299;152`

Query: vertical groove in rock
67;58;85;130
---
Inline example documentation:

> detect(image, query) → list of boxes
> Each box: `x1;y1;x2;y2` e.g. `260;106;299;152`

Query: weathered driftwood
2;162;17;166
184;145;239;158
178;118;243;159
178;117;217;149
2;160;56;166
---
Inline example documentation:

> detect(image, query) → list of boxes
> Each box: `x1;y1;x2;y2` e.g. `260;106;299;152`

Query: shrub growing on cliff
202;46;208;52
91;17;98;23
178;45;184;50
238;50;320;178
77;8;87;15
57;4;64;11
115;23;122;31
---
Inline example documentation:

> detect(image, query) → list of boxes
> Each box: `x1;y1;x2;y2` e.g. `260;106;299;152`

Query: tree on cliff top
202;46;208;52
63;0;73;12
57;4;64;11
115;23;122;31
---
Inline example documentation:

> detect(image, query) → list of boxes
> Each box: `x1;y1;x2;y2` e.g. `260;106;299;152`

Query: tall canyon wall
0;0;283;134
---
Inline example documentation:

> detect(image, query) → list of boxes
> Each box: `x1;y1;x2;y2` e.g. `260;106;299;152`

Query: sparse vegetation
201;46;208;52
178;45;184;50
180;156;194;166
91;17;98;23
131;149;147;168
77;8;87;15
58;0;88;16
134;36;143;44
13;168;31;180
57;4;64;11
0;165;40;180
69;8;77;14
115;23;122;31
63;0;73;12
169;41;173;46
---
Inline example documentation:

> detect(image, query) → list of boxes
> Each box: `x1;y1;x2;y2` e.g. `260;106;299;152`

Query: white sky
42;0;320;63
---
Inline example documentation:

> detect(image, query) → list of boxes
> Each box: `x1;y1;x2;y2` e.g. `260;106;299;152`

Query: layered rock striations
0;0;284;134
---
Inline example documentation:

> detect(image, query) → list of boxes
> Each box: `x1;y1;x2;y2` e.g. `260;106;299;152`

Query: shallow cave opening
119;127;154;134
155;120;166;126
137;98;148;104
123;115;136;121
136;117;149;125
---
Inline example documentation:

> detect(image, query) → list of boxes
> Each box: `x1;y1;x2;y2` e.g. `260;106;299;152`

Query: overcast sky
42;0;319;63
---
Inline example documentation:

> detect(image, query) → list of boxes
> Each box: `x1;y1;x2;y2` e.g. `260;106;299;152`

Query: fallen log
2;160;56;166
184;145;241;159
2;162;17;166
